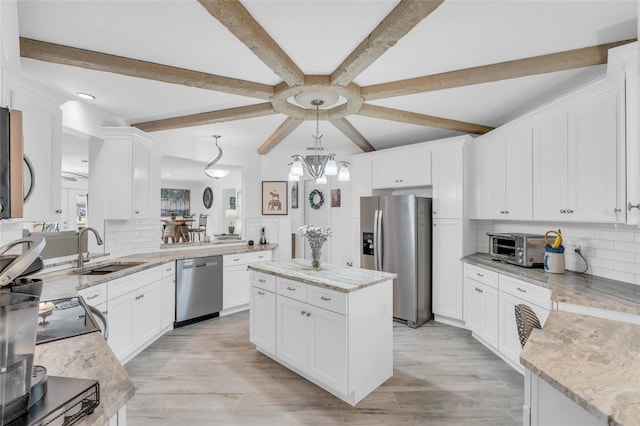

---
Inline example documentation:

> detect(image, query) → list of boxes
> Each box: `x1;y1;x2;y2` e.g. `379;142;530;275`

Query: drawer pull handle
286;286;296;291
628;202;640;211
301;310;306;315
166;268;172;271
476;273;484;277
306;312;311;317
257;291;265;296
516;287;527;293
475;287;483;294
258;278;266;283
233;258;240;262
86;294;99;300
258;256;264;259
320;296;332;301
102;310;108;315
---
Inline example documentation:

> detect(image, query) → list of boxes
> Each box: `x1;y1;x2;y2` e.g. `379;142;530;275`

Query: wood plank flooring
125;311;523;425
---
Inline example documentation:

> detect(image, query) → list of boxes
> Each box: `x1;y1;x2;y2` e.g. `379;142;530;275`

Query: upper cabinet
432;143;465;219
474;126;533;221
533;88;622;223
90;127;159;221
371;150;431;189
9;81;64;222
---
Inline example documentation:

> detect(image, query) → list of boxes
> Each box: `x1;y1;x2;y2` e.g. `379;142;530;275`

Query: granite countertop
463;253;640;315
247;259;397;293
520;310;640;426
37;243;278;300
34;331;135;426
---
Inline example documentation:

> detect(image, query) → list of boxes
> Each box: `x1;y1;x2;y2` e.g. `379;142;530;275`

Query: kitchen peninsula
247;259;396;406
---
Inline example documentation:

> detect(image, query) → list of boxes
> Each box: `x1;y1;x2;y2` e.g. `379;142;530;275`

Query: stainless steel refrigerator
360;195;432;327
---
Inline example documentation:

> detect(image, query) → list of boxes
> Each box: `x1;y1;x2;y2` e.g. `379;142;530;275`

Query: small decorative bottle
259;227;267;245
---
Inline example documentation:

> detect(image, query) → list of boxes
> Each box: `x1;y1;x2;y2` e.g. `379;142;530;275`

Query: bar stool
514;304;541;348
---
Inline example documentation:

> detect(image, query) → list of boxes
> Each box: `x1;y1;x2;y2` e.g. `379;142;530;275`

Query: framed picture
291;181;299;209
161;188;190;216
202;187;213;209
262;181;288;215
331;188;341;207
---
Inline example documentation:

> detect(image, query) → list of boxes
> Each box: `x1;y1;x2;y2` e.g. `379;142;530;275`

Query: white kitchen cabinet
463;264;499;349
107;291;136;362
222;251;272;315
250;283;276;357
249;266;393;406
160;261;175;331
432;218;464;321
9;82;63;221
432;145;464;219
498;276;551;372
92;127;158;221
371;150;431;189
533;89;622;223
480;125;533;220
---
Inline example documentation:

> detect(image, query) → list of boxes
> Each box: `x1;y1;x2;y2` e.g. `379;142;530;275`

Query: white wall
476;221;640;286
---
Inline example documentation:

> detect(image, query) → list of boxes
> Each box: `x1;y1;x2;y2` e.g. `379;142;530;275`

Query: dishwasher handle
179;257;221;270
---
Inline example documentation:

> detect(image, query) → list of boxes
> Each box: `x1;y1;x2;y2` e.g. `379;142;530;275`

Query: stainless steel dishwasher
175;255;223;327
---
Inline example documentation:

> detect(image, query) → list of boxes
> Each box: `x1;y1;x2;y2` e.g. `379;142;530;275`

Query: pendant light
204;135;230;179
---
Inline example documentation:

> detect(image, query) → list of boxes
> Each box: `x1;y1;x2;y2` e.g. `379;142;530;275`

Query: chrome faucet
77;227;104;269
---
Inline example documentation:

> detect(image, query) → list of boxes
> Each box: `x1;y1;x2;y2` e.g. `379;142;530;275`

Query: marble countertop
247;259;397;293
34;331;135;426
37;244;278;300
463;253;640;315
520;310;640;426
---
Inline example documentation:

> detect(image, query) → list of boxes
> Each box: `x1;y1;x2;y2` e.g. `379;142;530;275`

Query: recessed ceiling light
76;92;95;100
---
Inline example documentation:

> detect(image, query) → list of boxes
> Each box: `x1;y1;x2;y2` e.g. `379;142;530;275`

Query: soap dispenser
259;227;267;245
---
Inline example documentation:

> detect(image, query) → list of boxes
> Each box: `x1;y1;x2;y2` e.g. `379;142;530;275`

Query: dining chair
189;214;207;241
514;304;541;348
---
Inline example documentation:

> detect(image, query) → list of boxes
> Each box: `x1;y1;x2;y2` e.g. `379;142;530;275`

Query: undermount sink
74;262;145;276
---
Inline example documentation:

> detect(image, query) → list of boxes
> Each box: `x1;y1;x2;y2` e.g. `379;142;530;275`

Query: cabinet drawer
308;286;347;315
247;251;272;264
251;271;276;292
499;275;551;310
161;261;175;278
78;283;107;306
109;266;160;300
225;251;272;266
464;263;498;289
277;277;307;303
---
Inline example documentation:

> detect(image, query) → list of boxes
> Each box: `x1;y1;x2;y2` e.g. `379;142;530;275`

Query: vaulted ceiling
16;0;638;164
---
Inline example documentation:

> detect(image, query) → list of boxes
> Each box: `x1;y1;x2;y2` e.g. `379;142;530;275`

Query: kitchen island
247;259;397;406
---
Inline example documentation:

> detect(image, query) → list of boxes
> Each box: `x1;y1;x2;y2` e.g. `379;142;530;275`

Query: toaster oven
488;233;547;267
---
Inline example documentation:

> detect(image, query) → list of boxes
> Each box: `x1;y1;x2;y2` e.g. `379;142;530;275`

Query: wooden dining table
161;217;194;243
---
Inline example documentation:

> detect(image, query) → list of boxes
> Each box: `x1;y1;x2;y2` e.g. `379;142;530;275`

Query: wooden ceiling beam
329;118;376;152
199;0;305;86
20;37;274;100
358;104;494;135
133;103;275;133
257;117;303;155
363;39;637;101
331;0;444;86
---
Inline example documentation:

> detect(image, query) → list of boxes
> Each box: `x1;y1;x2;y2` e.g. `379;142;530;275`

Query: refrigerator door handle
377;209;383;270
373;209;379;270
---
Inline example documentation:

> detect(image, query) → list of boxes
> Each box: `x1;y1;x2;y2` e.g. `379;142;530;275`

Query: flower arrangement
299;225;331;269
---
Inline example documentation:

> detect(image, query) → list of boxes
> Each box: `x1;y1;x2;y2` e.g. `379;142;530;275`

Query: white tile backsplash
245;217;278;244
104;218;160;258
475;220;640;286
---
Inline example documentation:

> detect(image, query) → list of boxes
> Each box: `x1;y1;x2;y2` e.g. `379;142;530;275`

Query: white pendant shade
205;168;230;178
290;160;304;176
324;159;338;176
316;175;327;184
338;163;350;181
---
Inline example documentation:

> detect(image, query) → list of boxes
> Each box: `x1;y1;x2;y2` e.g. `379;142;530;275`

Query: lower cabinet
433;218;464;321
249;286;276;356
161;261;175;330
276;294;348;394
109;280;162;362
223;251;272;314
249;270;393;406
463;262;551;373
463;267;499;349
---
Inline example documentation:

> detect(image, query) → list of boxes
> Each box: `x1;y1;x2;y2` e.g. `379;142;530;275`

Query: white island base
248;259;396;406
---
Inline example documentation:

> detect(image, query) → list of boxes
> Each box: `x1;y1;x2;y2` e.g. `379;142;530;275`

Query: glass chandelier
204;135;230;179
288;99;350;184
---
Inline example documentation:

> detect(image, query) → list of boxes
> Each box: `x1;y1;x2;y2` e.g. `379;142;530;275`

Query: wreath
309;189;325;210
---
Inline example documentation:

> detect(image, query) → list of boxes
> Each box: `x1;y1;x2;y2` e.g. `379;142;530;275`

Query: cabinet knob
614;207;622;213
257;291;265;296
504;210;510;214
306;312;311;317
301;310;306;316
135;211;140;214
628;202;640;211
433;211;437;215
102;310;108;315
567;209;574;214
55;209;63;214
500;210;504;214
560;209;567;214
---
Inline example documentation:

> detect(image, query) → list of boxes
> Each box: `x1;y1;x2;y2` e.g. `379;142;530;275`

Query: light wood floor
125;311;523;425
